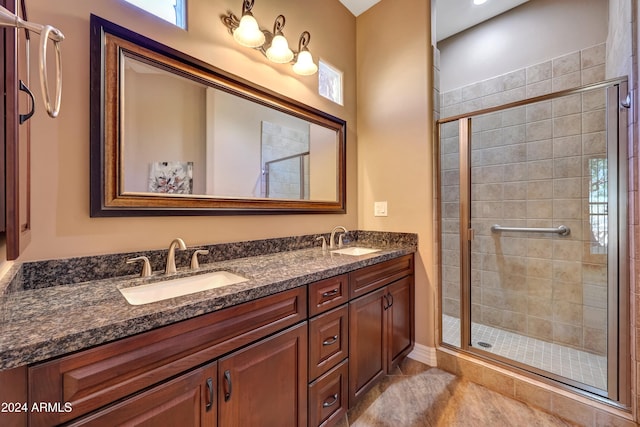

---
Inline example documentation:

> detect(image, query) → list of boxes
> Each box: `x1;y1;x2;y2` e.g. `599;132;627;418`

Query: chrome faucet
165;238;187;275
329;226;347;249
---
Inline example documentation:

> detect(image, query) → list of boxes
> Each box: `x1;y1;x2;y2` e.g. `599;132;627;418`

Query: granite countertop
0;235;415;371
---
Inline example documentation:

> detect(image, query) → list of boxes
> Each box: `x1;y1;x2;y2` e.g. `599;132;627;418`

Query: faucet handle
316;236;327;251
190;249;210;269
127;256;152;277
338;233;345;248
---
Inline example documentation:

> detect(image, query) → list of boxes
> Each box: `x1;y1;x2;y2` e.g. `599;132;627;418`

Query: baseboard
407;343;437;367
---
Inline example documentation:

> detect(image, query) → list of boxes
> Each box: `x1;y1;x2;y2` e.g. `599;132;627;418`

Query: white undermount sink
331;247;381;256
119;271;249;305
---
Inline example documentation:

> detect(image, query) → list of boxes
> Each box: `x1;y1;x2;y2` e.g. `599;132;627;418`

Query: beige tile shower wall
441;43;608;355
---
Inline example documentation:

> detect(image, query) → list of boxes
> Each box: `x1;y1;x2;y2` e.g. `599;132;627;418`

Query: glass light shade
233;14;265;48
292;50;318;75
266;34;294;64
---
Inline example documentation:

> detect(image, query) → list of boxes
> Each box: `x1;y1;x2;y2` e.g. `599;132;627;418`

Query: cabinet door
218;323;307;427
3;0;32;260
387;276;414;372
67;363;217;426
348;287;386;405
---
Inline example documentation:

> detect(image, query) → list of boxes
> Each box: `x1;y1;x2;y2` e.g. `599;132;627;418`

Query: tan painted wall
356;0;435;348
18;0;357;260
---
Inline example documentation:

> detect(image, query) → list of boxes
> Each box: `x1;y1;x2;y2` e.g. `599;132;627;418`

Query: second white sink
119;271;248;305
331;247;381;256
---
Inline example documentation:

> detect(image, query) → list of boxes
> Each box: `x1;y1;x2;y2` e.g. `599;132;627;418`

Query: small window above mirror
122;0;186;29
319;60;343;106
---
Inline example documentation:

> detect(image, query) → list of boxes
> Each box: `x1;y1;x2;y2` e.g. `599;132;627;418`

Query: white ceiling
338;0;530;41
338;0;381;17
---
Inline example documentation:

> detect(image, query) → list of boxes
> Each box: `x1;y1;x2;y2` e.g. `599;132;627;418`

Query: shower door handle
490;224;570;236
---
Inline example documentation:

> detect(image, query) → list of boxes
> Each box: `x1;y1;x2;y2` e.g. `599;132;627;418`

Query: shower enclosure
438;79;629;402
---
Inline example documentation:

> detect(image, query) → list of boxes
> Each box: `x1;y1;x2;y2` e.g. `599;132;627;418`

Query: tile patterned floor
338;359;577;426
442;315;607;390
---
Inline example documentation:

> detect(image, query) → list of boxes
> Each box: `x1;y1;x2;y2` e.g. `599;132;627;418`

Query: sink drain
477;341;492;348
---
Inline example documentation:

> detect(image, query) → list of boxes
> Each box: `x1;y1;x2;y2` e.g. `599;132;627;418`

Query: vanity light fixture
222;0;318;75
232;0;265;47
265;15;294;63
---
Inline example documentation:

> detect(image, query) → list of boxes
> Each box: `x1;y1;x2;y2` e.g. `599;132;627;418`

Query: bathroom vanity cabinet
11;254;414;427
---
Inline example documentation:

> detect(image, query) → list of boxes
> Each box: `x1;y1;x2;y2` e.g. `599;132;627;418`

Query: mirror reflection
121;54;338;201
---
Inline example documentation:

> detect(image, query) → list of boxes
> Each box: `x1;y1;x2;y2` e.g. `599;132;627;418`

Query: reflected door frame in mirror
89;15;346;216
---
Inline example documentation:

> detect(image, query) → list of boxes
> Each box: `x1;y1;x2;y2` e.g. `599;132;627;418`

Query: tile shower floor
442;315;607;390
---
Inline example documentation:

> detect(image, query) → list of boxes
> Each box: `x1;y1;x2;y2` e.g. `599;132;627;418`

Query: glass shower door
440;80;628;400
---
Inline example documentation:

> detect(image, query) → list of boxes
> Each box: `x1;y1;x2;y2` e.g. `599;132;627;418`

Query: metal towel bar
490;224;570;236
0;5;64;118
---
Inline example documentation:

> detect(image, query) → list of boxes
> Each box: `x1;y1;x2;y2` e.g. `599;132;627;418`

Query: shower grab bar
491;224;570;236
0;5;64;118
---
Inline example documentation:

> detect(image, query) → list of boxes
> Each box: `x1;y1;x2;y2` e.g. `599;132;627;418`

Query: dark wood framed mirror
90;15;346;216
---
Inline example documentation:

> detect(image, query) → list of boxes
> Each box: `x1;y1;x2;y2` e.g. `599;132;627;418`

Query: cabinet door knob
383;294;390;310
224;370;233;402
322;335;339;346
388;292;394;307
322;393;339;408
206;377;214;411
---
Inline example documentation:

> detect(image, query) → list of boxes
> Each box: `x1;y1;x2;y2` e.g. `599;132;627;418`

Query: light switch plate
374;201;388;217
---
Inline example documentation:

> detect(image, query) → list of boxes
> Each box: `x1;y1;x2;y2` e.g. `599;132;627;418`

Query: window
318;60;343;105
123;0;186;29
589;158;608;254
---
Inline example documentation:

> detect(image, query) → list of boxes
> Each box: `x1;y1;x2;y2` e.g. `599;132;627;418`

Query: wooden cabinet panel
387;276;414;372
66;363;216;427
309;305;348;380
348;287;386;404
0;366;27;427
349;255;413;299
218;323;308;427
3;0;32;260
308;359;348;427
28;288;305;426
308;274;348;317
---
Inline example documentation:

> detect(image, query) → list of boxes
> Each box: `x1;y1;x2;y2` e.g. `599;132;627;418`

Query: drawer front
308;274;348;317
65;363;217;427
28;287;306;427
309;305;348;380
308;359;348;427
349;254;413;299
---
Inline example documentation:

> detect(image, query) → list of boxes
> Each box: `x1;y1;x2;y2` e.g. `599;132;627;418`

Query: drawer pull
321;288;339;298
322;393;339;408
206;377;214;411
224;370;232;402
322;335;339;346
